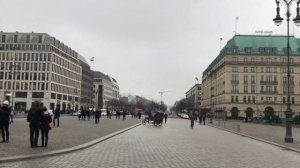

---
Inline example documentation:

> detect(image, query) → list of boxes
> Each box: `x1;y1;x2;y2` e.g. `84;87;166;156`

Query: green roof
203;34;300;76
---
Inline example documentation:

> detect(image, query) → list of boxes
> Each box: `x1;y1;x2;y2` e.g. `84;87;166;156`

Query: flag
195;77;198;81
90;57;94;62
236;16;239;20
220;38;223;41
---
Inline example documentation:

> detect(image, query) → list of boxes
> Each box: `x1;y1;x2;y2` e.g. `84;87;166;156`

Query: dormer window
245;47;252;54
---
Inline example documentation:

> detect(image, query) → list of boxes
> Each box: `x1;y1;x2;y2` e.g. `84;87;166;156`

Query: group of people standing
26;102;61;148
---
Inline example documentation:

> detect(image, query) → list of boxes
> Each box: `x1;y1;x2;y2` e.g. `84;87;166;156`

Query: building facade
78;55;93;110
185;84;202;109
0;32;82;112
93;71;119;109
201;35;300;119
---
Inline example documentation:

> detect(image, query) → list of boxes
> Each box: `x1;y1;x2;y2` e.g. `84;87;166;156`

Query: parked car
72;111;81;116
181;114;189;119
100;109;107;116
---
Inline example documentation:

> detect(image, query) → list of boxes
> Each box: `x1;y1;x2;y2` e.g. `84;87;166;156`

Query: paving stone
2;118;300;167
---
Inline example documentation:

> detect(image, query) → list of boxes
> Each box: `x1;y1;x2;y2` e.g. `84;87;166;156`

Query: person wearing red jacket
40;107;52;147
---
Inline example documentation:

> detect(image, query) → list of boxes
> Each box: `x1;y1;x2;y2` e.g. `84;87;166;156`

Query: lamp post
273;0;300;143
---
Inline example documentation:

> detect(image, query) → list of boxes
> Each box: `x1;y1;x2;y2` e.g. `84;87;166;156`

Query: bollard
237;124;240;132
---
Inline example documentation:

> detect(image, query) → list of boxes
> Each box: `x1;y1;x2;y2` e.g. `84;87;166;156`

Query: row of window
51;83;79;95
231;96;296;104
232;66;295;73
0;81;48;91
232;57;294;64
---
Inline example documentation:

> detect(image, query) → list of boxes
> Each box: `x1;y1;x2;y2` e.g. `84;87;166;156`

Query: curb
208;124;300;154
0;123;141;163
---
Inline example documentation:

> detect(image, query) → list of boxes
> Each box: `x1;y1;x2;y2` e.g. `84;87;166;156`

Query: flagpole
235;16;239;35
220;38;223;52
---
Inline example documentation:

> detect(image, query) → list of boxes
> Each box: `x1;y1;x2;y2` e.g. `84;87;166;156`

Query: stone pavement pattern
0;116;141;157
210;119;300;149
1;119;300;168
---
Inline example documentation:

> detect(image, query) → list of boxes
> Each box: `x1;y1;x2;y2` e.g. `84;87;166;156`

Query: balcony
231;80;239;84
231;90;239;94
260;81;278;85
260;91;278;94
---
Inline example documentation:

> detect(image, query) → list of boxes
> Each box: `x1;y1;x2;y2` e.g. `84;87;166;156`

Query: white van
100;109;107;116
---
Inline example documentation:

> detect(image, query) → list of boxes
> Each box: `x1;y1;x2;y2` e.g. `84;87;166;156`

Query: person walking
53;106;61;127
202;112;206;125
189;111;195;128
40;107;52;147
27;101;43;148
138;112;142;119
0;100;12;143
199;113;202;125
164;113;168;124
95;109;100;124
122;110;126;120
87;109;91;120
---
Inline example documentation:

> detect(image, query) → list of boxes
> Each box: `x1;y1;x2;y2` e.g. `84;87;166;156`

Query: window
248;96;251;103
2;35;6;43
251;67;255;72
14;35;18;43
231;96;234;102
260;67;264;72
283;97;286;104
244;75;248;83
244;67;248;72
244;85;248;93
244;57;248;63
292;97;295;104
232;66;238;72
57;94;62;100
243;96;247;103
251;85;255;93
251;57;255;63
235;96;238;102
32;92;44;98
38;35;42;43
63;95;67;100
266;67;272;73
232;57;238;63
26;35;30;43
15;92;27;98
251;75;255;84
252;96;255;103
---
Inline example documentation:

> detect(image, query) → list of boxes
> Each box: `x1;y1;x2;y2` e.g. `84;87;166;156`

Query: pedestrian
53;106;61;127
87;109;91;120
95;109;100;124
199;113;202;125
107;110;111;119
164;113;168;124
189;111;195;128
138;112;142;119
40;107;52;147
122;110;126;120
131;111;134;118
202;112;206;125
91;109;95;119
27;101;43;148
0;100;12;143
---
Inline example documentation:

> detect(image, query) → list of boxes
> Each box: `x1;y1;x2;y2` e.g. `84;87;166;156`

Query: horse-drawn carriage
142;111;164;126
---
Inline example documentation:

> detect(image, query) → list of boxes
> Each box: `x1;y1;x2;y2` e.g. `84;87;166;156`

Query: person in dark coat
40;107;52;147
53;107;61;127
122;110;126;120
87;109;91;120
0;100;12;143
164;113;168;124
95;109;100;124
199;113;203;125
138;112;142;119
27;101;43;148
202;112;206;125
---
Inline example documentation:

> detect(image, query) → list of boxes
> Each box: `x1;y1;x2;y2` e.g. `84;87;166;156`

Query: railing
260;81;278;85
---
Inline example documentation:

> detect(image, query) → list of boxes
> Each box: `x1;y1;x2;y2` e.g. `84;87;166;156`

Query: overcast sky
0;0;299;106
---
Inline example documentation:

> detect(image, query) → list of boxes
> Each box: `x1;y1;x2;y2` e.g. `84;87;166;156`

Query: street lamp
273;0;300;143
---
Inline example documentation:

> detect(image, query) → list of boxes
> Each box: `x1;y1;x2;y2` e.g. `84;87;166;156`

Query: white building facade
0;32;82;112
